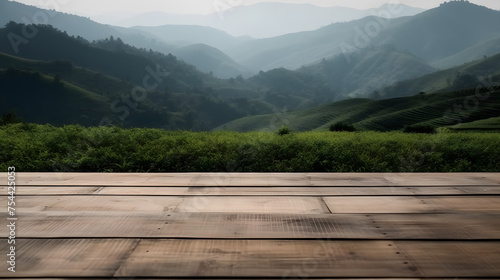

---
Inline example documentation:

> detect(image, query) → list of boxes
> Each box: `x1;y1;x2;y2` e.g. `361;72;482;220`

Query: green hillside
0;52;133;99
301;46;435;98
449;116;500;131
0;51;246;129
176;44;249;78
0;22;206;91
433;36;500;69
217;86;500;132
375;52;500;99
0;68;114;126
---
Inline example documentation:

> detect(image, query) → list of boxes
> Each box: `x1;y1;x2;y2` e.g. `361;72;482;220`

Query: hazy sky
10;0;500;16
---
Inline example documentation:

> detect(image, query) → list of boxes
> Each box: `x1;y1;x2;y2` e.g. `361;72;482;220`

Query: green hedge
1;123;499;172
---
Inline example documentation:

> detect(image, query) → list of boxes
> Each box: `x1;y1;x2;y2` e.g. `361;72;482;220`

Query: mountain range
1;0;500;132
93;3;425;38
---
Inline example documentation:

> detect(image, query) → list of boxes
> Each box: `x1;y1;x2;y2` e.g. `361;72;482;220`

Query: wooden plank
90;186;500;196
3;212;499;240
0;239;138;278
4;186;500;196
0;186;101;195
0;196;184;213
323;196;500;213
396;241;500;277
309;173;500;187
3;173;499;186
115;240;500;278
175;196;329;214
0;212;373;239
0;196;329;214
115;239;414;278
369;213;500;240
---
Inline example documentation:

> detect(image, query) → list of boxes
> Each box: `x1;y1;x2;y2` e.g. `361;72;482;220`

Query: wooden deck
1;173;499;279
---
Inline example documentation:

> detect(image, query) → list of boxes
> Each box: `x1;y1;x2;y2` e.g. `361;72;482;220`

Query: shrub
403;124;436;134
277;125;291;136
330;122;356;132
0;113;22;126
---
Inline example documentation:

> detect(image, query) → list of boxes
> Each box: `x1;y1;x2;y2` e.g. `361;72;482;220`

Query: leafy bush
403;124;436;134
330;122;356;132
0;113;22;126
1;123;499;172
277;125;291;136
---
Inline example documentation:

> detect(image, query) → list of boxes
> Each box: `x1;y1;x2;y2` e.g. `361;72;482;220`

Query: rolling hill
375;52;500;99
0;22;206;91
0;67;116;127
0;51;250;130
0;1;245;77
175;44;249;78
0;24;338;129
433;35;500;69
217;85;500;132
301;46;435;98
449;116;500;131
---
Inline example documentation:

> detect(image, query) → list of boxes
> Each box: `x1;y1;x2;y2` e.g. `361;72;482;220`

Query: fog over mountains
1;0;500;131
93;3;425;38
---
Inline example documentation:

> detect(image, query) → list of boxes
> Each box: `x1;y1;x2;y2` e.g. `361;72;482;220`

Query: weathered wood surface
3;195;499;214
1;212;498;239
323;196;500;213
1;239;498;278
0;173;498;279
3;185;500;196
3;172;500;186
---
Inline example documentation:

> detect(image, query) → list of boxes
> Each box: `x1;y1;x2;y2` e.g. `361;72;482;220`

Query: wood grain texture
115;239;500;278
4;186;500;196
3;173;499;186
396;241;500;277
0;239;138;278
0;196;329;214
323;196;500;213
2;212;498;240
0;172;498;279
115;239;413;278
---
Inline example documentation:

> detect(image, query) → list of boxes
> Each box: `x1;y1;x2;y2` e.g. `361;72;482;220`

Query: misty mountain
132;25;250;52
175;44;249;79
0;22;204;91
228;1;500;72
0;0;170;52
433;35;500;69
0;23;339;129
97;2;424;38
210;3;424;39
0;1;244;78
374;52;500;99
301;46;436;98
377;1;500;63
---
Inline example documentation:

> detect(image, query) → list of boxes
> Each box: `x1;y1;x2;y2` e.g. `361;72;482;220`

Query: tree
1;113;22;125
